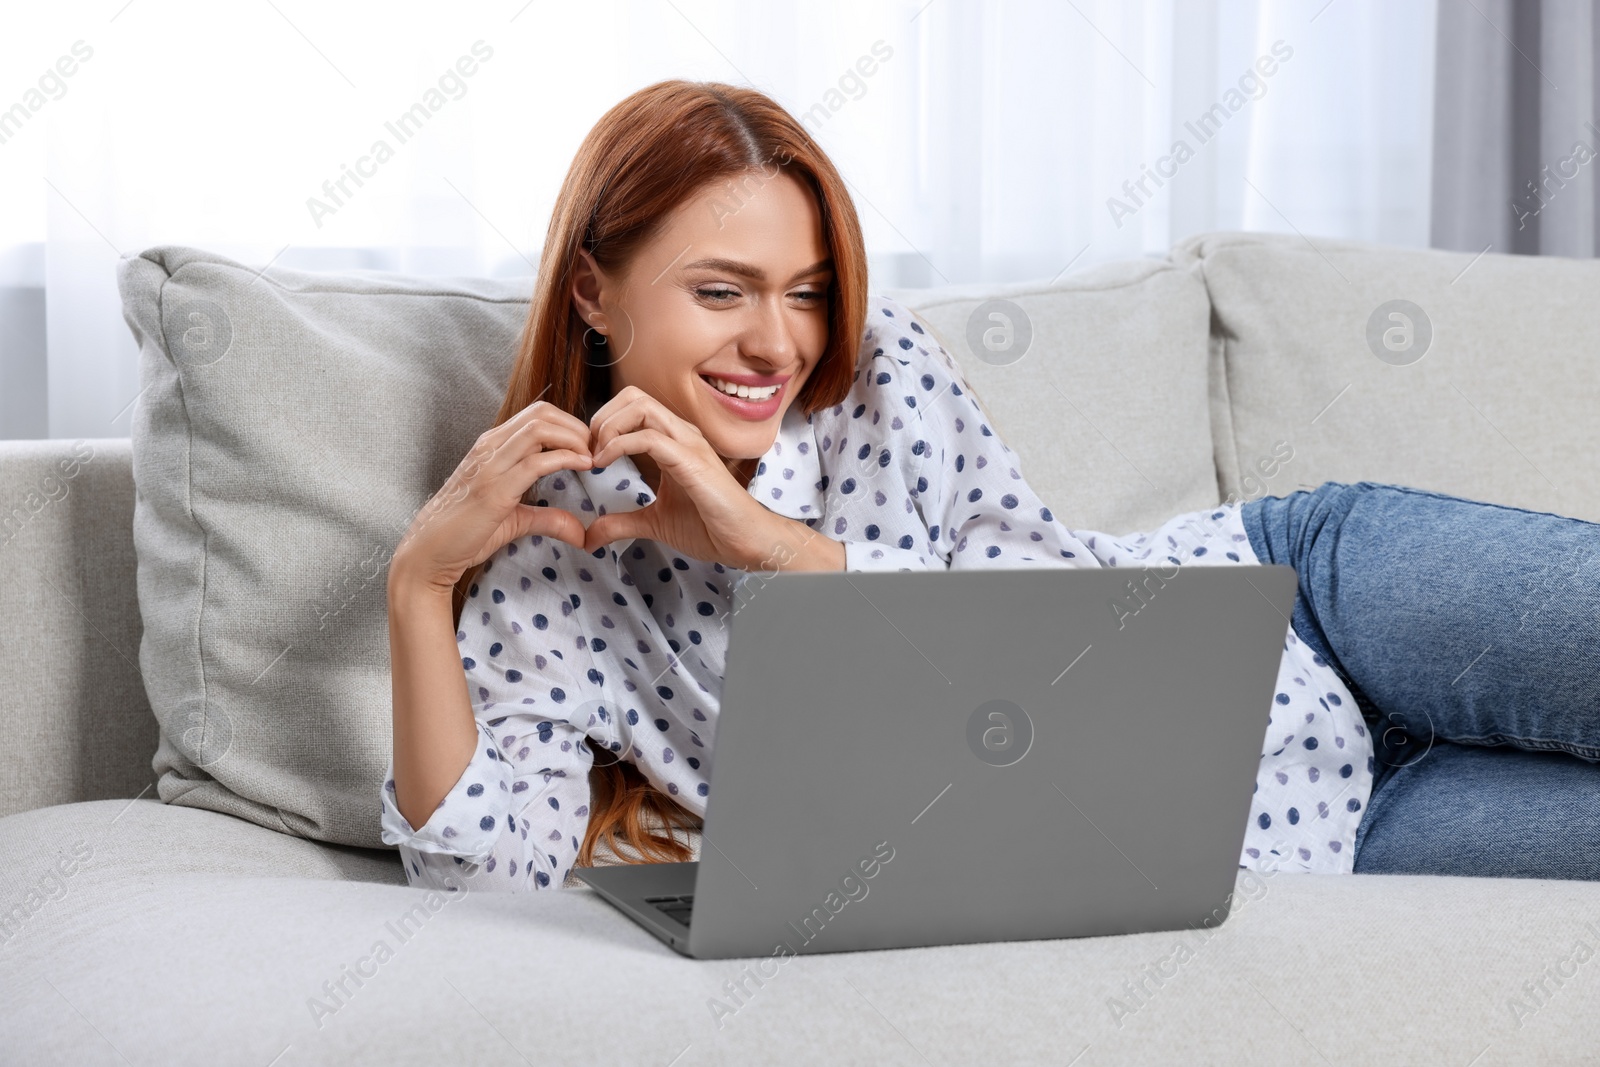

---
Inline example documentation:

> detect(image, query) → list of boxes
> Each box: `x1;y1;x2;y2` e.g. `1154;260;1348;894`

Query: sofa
2;231;1598;1064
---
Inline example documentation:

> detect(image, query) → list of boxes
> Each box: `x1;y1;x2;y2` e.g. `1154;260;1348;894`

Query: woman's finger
587;387;659;449
439;426;584;514
581;504;653;554
472;409;593;485
501;412;594;469
504;447;596;498
505;501;587;551
590;426;700;476
417;445;589;552
510;396;593;439
589;385;699;448
585;383;647;434
476;399;592;465
589;399;694;466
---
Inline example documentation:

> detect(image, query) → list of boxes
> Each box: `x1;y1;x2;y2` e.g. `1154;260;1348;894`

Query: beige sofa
2;232;1597;1064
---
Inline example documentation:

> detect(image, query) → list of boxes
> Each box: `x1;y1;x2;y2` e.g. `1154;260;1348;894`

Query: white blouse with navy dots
379;295;1374;891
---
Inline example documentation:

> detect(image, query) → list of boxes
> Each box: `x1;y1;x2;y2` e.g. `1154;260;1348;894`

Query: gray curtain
1432;0;1600;256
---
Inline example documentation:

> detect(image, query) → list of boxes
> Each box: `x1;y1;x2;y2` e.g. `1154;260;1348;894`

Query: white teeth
706;376;779;401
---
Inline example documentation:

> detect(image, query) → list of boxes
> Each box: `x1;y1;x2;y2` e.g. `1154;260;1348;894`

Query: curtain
1432;0;1600;257
1;0;1438;441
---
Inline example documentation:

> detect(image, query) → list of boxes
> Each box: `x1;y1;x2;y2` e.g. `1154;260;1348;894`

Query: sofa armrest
0;438;157;817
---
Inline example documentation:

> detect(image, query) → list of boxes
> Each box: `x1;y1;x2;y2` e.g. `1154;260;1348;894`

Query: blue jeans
1240;481;1600;880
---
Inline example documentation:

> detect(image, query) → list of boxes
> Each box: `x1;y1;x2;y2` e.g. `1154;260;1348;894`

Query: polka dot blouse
379;294;1374;891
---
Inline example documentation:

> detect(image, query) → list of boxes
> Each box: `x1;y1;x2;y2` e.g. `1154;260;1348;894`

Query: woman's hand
582;385;842;572
392;400;595;591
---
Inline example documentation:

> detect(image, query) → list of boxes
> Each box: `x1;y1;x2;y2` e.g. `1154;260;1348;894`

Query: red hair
451;79;868;867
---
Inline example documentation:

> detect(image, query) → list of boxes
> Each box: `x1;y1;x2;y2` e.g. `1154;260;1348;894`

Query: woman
380;79;1600;892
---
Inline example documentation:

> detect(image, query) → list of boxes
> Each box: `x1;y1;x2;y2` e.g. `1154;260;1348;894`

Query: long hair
451;79;868;867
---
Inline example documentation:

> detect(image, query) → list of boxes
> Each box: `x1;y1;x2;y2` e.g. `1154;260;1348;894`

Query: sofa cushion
885;253;1220;536
1;800;1594;1063
116;247;529;848
1181;231;1600;521
0;799;403;892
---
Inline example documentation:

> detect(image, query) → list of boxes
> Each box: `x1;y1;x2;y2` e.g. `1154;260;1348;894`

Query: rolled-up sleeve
380;535;624;892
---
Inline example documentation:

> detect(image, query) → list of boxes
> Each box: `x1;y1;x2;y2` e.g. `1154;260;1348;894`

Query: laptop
576;563;1298;959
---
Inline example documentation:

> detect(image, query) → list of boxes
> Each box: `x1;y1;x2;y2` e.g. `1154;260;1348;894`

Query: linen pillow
1178;231;1600;523
884;253;1220;538
117;246;528;847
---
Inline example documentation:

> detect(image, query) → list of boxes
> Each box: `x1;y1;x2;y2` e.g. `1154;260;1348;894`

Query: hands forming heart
392;386;842;593
577;384;784;566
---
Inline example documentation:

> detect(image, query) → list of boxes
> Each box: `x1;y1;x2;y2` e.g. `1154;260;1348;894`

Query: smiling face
570;168;833;484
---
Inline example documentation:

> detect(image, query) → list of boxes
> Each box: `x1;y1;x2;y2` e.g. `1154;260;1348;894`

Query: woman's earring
583;311;608;353
584;308;632;369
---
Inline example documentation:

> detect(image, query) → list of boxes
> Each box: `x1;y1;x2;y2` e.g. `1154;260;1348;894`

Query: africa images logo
966;699;1034;767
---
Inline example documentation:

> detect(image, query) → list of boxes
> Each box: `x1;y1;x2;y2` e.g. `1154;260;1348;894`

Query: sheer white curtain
0;0;1437;441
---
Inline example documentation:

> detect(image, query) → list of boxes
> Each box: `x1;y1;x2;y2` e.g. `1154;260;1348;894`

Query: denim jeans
1239;480;1600;880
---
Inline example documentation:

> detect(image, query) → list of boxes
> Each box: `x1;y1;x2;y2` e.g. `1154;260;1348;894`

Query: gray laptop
576;563;1298;959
